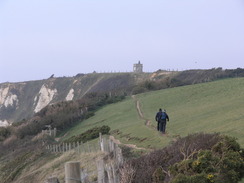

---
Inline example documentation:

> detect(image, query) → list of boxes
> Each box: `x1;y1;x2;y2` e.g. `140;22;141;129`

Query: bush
123;133;244;183
12;92;126;139
152;167;165;183
64;125;110;143
131;86;147;95
172;173;209;183
0;127;11;141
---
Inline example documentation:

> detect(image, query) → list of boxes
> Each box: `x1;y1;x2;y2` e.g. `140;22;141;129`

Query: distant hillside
0;68;243;126
0;72;151;125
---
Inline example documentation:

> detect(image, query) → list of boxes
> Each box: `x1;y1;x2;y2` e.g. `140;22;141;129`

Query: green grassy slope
64;77;244;149
139;77;244;147
64;96;170;149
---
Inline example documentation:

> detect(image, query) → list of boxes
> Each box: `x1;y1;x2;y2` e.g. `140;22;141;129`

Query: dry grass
12;150;105;183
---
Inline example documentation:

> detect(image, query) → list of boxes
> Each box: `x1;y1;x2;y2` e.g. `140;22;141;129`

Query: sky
0;0;244;83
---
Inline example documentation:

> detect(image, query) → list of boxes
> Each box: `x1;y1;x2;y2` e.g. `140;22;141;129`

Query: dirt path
105;96;152;150
132;96;175;139
132;95;151;126
109;136;146;150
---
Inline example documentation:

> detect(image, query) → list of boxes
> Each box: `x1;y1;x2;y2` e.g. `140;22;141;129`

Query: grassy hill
1;68;243;125
1;77;244;183
64;77;244;149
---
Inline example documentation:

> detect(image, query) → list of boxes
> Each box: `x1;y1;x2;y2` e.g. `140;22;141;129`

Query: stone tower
133;61;143;73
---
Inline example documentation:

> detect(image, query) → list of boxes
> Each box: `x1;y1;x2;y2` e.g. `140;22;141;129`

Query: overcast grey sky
0;0;244;83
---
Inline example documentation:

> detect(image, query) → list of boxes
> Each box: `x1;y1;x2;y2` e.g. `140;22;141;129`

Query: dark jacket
155;111;169;122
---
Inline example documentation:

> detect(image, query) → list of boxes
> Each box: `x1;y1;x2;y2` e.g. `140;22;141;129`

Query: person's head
163;109;166;112
159;108;162;111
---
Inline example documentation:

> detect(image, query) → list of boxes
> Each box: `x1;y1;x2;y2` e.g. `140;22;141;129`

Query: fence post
105;163;114;183
77;142;80;154
112;162;118;183
99;133;104;152
65;161;81;183
69;143;72;151
109;139;115;153
116;144;123;165
97;159;105;183
80;142;84;153
53;128;57;137
103;138;107;152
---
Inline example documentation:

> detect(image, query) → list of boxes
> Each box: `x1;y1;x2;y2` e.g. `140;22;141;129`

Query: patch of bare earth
109;136;146;150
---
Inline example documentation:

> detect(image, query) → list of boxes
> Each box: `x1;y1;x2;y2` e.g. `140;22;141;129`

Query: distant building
133;61;143;73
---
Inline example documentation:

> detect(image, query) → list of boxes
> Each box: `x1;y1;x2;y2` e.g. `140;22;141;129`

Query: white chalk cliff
0;72;143;124
66;88;74;101
0;86;19;109
0;120;10;127
34;85;57;113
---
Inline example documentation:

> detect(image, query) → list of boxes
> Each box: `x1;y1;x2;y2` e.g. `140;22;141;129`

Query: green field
64;77;244;150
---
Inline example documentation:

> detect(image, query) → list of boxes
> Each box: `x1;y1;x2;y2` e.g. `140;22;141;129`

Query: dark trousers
159;120;167;133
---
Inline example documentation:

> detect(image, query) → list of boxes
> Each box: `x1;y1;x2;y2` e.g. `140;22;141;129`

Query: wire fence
46;141;100;154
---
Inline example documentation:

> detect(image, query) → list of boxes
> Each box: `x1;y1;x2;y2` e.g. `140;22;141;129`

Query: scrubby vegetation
64;125;110;143
120;133;244;183
10;92;125;140
0;127;11;141
0;92;126;160
132;68;244;94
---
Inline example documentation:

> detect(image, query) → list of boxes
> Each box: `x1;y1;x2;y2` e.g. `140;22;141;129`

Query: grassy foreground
64;77;244;150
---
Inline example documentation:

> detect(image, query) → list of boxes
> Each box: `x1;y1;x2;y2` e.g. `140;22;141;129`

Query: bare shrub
119;162;136;183
127;133;223;183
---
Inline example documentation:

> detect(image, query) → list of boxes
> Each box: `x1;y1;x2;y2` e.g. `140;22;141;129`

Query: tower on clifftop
133;61;143;73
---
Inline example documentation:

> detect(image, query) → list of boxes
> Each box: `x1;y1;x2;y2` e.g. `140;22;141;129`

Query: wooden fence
46;141;100;154
42;128;57;138
45;133;123;183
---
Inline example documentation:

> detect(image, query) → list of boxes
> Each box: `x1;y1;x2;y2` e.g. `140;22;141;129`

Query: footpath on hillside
132;95;172;138
131;95;151;127
107;95;153;150
58;95;150;150
106;95;154;151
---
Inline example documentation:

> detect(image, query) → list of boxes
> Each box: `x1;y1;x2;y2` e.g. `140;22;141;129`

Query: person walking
160;109;169;134
155;108;169;134
155;108;162;131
